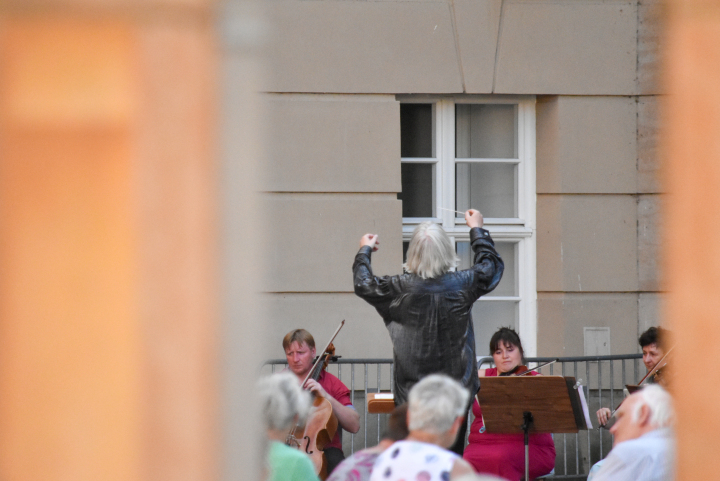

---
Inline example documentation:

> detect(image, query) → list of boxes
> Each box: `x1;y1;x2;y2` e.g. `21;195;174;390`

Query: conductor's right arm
352;233;395;318
359;233;379;251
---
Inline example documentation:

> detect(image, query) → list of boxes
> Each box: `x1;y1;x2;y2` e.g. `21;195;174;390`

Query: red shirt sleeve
318;370;353;407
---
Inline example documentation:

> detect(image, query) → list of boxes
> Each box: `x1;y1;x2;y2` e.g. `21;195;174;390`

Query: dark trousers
449;393;475;456
324;447;345;476
449;409;469;456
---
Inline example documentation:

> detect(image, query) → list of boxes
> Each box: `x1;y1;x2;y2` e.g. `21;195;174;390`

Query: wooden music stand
367;392;395;414
476;376;590;481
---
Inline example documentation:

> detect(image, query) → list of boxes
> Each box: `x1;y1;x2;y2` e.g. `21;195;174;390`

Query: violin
286;321;344;480
499;365;527;376
628;346;673;391
498;359;559;377
599;347;674;428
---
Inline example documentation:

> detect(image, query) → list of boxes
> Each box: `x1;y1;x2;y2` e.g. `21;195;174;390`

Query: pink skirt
463;432;556;481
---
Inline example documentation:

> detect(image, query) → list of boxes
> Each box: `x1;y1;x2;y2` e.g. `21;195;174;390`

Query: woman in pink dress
463;328;556;481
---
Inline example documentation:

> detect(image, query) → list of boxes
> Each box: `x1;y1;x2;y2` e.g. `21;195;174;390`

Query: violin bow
300;320;345;389
515;359;559;376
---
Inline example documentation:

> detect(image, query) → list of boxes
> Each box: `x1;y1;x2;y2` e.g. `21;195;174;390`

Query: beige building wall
260;94;403;358
257;0;665;360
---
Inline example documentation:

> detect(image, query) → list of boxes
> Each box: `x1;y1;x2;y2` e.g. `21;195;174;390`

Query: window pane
401;104;433;158
456;241;516;297
456;162;516;218
456;104;517;159
473;301;519;355
399;163;434;217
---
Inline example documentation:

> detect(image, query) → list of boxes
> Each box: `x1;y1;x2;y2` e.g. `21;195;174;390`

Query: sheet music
375;393;394;400
576;384;593;429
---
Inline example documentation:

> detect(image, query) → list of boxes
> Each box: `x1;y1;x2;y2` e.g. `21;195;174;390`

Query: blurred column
218;2;267;481
0;2;219;480
664;0;720;479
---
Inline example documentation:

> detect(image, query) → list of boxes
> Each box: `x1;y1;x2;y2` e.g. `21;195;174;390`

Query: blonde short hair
258;372;311;431
408;375;469;435
282;329;315;351
404;222;459;279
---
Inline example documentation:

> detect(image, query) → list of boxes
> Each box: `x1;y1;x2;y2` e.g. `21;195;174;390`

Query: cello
286;321;344;479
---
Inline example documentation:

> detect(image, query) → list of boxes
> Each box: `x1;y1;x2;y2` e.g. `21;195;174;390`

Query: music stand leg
521;411;534;481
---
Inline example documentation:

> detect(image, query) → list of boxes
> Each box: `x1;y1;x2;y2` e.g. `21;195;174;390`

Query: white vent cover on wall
584;327;611;356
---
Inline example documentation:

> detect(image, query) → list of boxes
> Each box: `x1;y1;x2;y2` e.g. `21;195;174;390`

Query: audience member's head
408;374;469;447
258;371;311;433
404;222;459;279
382;404;409;442
610;384;674;446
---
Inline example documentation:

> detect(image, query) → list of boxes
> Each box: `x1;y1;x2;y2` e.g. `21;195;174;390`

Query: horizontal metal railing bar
263;354;642;367
523;354;642;362
263;358;394;366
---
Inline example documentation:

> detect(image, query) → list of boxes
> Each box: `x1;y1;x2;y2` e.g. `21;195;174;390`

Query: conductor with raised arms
352;209;504;455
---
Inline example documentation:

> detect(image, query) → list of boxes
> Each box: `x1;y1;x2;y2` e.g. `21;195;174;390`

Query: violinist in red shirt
462;327;556;480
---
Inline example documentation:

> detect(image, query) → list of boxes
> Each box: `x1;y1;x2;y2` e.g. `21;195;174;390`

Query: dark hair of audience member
382;404;409;442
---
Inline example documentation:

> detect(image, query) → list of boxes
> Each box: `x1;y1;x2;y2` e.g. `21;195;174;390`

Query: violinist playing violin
596;327;671;427
283;329;360;475
462;327;556;480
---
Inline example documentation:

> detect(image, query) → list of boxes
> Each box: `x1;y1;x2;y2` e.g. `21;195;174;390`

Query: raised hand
359;233;379;251
465;209;484;228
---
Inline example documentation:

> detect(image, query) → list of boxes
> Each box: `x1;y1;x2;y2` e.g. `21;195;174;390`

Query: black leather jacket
352;227;504;405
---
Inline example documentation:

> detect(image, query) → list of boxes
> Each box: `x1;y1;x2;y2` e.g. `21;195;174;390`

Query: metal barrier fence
262;353;644;480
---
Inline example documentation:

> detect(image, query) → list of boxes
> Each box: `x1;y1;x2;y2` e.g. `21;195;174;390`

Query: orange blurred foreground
0;4;218;481
664;0;720;480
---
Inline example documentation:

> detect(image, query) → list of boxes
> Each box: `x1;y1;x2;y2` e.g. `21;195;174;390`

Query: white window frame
398;95;538;356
